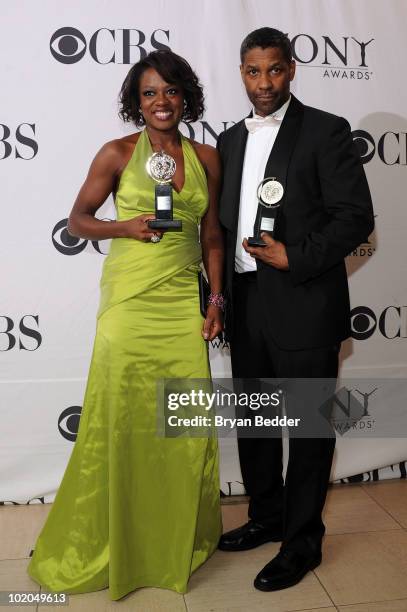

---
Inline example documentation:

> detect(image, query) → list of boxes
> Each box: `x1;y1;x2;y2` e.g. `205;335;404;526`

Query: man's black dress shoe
254;549;322;591
218;520;283;551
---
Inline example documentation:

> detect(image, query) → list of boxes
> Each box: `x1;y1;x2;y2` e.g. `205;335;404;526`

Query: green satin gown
28;129;222;600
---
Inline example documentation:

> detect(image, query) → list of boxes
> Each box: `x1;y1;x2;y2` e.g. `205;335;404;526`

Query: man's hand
243;233;289;270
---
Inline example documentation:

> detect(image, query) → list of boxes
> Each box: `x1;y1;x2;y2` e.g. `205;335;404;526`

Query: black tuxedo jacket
217;95;374;350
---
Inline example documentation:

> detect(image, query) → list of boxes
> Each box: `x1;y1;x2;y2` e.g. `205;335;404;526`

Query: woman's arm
196;143;225;340
68;138;160;242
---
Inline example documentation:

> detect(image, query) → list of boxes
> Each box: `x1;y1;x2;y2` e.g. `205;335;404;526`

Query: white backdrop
1;0;406;503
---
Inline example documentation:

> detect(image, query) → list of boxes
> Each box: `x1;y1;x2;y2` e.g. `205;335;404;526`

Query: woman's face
139;67;184;131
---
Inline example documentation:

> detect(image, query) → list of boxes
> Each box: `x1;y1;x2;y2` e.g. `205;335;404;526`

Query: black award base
247;234;268;247
148;219;182;231
148;183;182;231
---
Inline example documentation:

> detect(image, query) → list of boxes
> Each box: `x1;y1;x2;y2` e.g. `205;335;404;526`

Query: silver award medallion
258;178;284;207
146;151;176;184
248;177;282;246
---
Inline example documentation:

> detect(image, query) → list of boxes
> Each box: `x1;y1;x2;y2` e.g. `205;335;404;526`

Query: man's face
240;46;295;117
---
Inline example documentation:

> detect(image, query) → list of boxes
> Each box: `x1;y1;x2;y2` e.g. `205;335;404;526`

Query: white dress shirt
235;96;291;273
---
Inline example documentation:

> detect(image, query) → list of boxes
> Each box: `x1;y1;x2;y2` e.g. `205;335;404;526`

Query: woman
28;50;224;599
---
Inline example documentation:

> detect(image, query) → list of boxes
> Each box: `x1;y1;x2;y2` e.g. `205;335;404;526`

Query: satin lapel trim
219;120;248;231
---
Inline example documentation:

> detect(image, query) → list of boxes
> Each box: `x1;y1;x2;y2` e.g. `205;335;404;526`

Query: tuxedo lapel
218;119;248;231
263;95;304;185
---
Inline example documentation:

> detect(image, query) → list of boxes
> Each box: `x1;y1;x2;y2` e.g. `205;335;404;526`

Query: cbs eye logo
52;218;111;255
50;27;86;64
350;306;377;340
58;406;82;442
352;130;375;164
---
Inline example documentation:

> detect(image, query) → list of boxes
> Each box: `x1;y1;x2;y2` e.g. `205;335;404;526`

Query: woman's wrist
207;291;225;311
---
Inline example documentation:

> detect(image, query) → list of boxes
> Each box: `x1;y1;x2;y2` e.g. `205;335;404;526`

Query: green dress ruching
28;129;222;600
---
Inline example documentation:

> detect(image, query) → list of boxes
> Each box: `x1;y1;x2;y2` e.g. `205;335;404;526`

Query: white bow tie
245;114;282;134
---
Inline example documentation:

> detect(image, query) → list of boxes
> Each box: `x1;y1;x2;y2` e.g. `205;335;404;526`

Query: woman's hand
123;214;164;242
202;304;224;341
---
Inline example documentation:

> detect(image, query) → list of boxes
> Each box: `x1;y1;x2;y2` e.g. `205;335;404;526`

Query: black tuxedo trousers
231;272;339;555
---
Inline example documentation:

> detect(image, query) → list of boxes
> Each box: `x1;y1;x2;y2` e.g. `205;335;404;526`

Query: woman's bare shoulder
101;131;141;156
188;139;220;173
93;132;142;173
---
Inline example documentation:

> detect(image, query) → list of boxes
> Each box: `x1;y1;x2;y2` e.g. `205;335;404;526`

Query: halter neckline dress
28;129;222;600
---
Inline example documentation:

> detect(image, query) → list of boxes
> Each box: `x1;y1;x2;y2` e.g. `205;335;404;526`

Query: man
217;27;374;591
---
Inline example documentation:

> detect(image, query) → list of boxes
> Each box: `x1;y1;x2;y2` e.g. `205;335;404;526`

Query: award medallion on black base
146;150;182;231
248;177;284;247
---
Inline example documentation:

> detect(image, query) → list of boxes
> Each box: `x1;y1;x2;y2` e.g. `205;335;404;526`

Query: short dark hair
119;50;204;127
240;27;292;64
